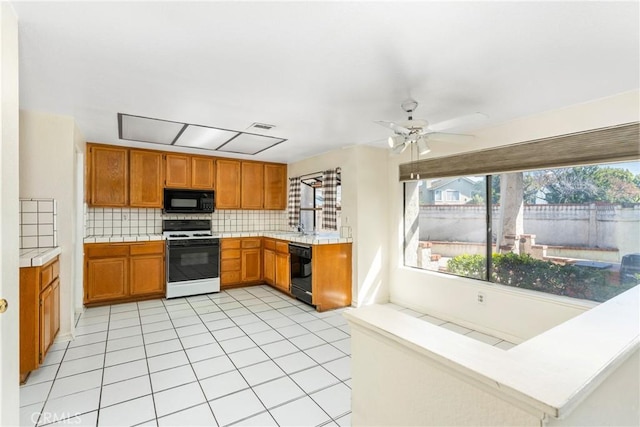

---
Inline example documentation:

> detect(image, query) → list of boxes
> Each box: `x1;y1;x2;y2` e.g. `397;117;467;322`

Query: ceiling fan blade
429;112;488;132
426;132;475;142
374;120;411;135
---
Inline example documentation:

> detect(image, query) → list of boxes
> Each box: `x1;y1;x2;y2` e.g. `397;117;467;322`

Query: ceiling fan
375;99;487;155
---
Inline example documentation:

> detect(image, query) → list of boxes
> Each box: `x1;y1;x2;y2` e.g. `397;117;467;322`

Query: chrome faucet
297;223;305;234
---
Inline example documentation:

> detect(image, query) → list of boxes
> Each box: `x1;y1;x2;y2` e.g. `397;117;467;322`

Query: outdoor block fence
418;203;640;261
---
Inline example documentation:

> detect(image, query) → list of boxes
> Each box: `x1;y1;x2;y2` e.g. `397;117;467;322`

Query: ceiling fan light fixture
388;134;404;148
392;141;408;154
417;136;431;155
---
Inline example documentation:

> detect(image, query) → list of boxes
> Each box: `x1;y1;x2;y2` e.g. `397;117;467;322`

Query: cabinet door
263;249;275;286
165;154;190;188
130;254;165;296
191;156;215;189
130;150;163;208
275;252;290;292
241;162;264;209
86;257;128;303
39;285;53;363
216;159;241;209
51;278;60;339
89;145;128;206
241;249;262;282
264;164;287;210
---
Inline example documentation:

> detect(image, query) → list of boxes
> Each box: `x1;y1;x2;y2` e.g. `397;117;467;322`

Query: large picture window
404;161;640;303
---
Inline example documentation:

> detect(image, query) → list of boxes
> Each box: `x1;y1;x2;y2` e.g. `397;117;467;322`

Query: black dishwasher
289;243;313;306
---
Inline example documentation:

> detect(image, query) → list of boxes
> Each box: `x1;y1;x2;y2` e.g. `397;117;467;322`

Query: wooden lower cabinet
20;256;61;383
84;241;165;305
221;238;263;288
130;255;165;296
242;248;262;282
275;252;290;293
86;256;128;302
312;243;352;312
263;249;275;285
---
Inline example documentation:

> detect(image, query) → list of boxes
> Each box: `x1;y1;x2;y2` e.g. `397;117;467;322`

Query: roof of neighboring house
426;177;478;191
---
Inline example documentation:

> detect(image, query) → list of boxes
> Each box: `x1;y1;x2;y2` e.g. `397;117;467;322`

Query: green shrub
447;252;631;302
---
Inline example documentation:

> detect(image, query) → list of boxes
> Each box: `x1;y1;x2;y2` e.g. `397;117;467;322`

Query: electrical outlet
477;292;486;305
123;214;128;221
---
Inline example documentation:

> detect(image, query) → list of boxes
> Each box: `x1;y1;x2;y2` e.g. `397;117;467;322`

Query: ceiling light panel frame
118;113;286;155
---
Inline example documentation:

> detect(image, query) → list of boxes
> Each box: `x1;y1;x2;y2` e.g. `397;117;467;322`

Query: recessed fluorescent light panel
118;113;286;155
216;133;286;155
119;114;185;145
176;125;239;150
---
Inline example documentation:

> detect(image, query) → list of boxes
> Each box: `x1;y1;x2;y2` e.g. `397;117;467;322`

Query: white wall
0;2;20;424
546;349;639;427
288;145;390;306
20;110;84;340
388;90;640;342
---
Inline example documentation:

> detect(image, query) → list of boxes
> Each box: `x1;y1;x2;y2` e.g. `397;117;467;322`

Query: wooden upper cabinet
216;159;241;209
264;164;288;210
165;154;191;188
88;144;128;207
191;156;215;189
241;162;264;209
129;150;163;208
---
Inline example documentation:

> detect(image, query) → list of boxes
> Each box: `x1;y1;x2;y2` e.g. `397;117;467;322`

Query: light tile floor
20;286;516;427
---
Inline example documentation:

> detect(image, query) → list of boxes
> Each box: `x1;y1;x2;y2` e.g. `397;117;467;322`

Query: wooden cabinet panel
312;243;352;311
130;150;163;208
275;252;290;292
86;257;128;302
216;159;241;209
264;164;287;210
20;256;61;381
242;238;262;249
191;156;215;189
39;284;53;363
263;249;275;285
130;255;165;296
242;249;262;282
221;258;241;272
241;162;264;209
51;279;60;343
129;241;164;256
89;144;128;206
221;239;241;249
165;154;190;188
84;242;165;305
221;271;241;284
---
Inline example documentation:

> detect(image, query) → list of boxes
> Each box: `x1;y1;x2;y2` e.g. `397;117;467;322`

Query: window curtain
322;168;339;230
288;177;301;228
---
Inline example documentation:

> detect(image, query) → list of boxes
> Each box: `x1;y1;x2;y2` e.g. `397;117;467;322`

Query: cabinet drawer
40;265;53;290
221;249;241;260
242;238;261;249
85;244;130;258
130;241;164;256
263;239;275;251
221;239;241;249
275;241;289;254
51;258;60;281
221;271;241;284
221;259;241;272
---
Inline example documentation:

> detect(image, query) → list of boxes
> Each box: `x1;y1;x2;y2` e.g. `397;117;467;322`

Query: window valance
399;122;640;181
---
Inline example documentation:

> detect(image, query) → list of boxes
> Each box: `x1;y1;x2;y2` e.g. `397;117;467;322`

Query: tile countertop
20;247;62;268
83;232;352;245
83;234;165;244
219;231;352;245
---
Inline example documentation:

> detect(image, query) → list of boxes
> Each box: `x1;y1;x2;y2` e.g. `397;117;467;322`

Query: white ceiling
12;1;640;163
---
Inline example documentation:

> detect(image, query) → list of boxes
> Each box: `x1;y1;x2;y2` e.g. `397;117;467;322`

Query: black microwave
163;189;215;214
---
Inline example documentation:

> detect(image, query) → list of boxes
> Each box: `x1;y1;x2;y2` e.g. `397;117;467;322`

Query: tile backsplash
20;198;58;249
85;206;288;236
